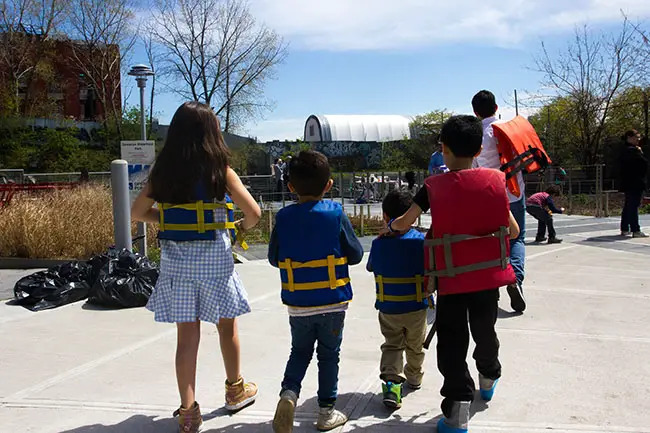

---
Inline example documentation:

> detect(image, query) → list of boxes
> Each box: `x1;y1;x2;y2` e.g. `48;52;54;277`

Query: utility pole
514;89;519;116
643;92;649;145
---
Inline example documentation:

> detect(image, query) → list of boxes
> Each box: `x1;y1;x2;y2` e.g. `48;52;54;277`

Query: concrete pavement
1;214;650;432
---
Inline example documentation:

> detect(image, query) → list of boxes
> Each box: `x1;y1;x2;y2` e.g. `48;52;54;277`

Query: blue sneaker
479;374;499;401
437;401;469;432
437;418;468;433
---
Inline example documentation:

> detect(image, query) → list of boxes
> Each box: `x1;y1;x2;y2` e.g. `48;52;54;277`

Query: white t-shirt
474;116;525;203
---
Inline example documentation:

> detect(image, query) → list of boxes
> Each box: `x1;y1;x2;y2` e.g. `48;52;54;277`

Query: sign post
121;140;156;255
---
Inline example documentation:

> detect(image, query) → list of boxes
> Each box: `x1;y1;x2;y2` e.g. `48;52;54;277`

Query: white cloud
250;0;650;50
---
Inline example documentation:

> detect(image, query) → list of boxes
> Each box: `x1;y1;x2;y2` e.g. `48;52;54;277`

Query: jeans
509;197;526;285
436;289;501;414
281;312;345;407
621;190;642;233
526;205;556;239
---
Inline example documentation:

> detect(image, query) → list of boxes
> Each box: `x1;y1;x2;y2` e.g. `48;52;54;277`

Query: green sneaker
381;381;402;409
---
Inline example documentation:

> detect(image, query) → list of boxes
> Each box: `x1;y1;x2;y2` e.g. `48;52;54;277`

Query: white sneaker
316;407;348;431
633;231;649;238
273;390;297;433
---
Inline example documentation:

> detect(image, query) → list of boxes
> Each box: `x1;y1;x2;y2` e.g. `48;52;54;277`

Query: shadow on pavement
498;307;523;319
56;389;492;432
582;235;629;243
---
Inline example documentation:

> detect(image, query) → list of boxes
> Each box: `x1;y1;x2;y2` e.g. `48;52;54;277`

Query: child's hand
561;207;565;212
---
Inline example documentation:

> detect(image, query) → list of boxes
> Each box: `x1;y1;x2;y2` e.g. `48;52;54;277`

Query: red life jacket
423;168;516;296
491;116;552;197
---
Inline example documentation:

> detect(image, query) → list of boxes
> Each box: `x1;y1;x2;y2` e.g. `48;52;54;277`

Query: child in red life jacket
526;185;564;244
383;115;520;433
367;190;428;410
268;150;364;433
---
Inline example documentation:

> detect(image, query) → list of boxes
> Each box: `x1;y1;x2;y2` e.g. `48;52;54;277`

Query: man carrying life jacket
471;90;527;313
367;190;428;410
383;115;520;433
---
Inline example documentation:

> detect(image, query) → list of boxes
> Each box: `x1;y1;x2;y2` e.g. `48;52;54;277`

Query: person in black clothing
619;130;648;238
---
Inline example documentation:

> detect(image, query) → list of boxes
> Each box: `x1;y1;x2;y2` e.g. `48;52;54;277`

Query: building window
309;124;315;137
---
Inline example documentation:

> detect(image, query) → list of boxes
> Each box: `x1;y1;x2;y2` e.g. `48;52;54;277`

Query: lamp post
127;64;155;256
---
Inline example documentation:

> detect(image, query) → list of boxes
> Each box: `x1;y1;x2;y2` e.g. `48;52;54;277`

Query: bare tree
65;0;137;137
149;0;287;132
534;18;649;165
0;0;67;116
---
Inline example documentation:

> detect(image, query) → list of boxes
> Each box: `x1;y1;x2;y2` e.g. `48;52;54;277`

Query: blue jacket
268;200;363;308
367;228;428;314
428;151;448;175
158;185;234;242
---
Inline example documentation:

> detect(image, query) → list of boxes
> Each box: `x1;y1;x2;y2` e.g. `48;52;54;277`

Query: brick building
0;31;121;121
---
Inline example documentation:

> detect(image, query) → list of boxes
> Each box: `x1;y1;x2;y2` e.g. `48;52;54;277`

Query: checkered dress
146;208;251;324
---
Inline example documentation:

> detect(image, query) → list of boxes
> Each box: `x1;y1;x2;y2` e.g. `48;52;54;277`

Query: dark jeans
436;289;501;416
526;205;556;239
281;312;345;407
621;190;642;233
509;197;526;285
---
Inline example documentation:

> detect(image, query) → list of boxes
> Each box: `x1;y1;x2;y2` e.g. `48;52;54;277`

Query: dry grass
0;185;160;259
0;185;114;259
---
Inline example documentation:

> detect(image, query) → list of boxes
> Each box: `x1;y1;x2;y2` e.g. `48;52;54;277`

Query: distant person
131;102;261;433
401;171;418;195
526;185;564;244
272;158;283;199
268;150;363;433
428;149;447;175
283;155;292;197
383;115;519;433
619;129;648;237
472;89;527;313
367;190;428;409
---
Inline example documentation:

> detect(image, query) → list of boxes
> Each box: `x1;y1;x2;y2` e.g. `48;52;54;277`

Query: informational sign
120;140;155;202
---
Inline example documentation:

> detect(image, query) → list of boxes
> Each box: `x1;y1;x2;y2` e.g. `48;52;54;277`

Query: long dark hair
149;102;230;203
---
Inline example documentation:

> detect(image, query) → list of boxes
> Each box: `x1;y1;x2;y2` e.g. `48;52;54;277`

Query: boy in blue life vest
386;115;520;433
367;190;428;409
268;150;364;433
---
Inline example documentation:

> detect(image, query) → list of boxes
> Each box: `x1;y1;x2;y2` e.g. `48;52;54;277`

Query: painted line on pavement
526;245;579;260
2;398;649;433
496;326;650;344
2;290;279;403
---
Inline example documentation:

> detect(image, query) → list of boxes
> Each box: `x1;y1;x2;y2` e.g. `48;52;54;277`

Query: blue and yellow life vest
370;228;428;314
275;200;352;308
157;185;245;246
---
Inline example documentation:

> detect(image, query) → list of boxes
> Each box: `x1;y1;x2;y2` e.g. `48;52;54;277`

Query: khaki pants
378;309;427;385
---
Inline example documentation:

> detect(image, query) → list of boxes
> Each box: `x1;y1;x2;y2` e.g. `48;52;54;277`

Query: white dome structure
304;114;411;143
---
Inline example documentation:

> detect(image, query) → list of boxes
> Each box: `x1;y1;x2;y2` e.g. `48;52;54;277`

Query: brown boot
173;401;203;433
225;376;258;411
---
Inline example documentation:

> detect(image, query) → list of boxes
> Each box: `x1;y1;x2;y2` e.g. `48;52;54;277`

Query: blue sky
125;0;650;142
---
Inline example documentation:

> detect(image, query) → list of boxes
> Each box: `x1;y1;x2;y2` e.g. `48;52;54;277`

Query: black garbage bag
13;262;92;311
87;249;158;308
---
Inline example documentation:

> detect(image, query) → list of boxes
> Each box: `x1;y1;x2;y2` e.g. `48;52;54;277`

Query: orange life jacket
491;115;552;197
423;168;516;296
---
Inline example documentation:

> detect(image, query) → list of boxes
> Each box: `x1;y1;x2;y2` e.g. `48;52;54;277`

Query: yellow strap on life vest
160;202;233;211
375;275;423;303
279;255;348;292
196;200;205;233
161;222;236;231
158;201;235;233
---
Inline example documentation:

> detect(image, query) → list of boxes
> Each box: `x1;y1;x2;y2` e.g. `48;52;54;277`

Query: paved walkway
1;215;650;432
